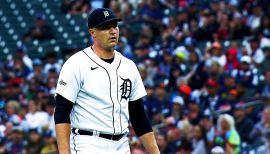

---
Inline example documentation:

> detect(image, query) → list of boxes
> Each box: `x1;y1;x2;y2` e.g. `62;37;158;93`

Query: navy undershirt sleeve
129;98;153;137
54;94;74;124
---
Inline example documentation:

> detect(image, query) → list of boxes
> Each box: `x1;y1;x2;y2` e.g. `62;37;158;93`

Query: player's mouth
109;37;117;42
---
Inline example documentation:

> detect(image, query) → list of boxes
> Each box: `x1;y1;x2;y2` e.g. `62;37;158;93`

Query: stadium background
0;0;270;153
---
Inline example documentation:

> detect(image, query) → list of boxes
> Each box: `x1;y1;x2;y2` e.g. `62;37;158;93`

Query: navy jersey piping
73;134;78;154
82;50;116;135
116;60;122;133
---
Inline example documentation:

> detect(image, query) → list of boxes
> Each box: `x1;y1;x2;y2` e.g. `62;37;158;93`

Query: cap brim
94;18;122;28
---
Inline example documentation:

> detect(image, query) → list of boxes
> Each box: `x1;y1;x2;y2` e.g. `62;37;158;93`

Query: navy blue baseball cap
88;8;121;29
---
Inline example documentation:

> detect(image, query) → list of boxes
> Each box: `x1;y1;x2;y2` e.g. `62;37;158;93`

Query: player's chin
108;41;118;46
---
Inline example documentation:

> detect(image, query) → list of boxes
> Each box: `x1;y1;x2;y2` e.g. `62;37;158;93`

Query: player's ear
89;29;96;38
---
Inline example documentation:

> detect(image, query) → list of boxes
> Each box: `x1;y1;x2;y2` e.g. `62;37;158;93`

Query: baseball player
54;8;160;154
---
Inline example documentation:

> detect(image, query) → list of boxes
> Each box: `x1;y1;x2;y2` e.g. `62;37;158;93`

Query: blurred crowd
0;0;270;154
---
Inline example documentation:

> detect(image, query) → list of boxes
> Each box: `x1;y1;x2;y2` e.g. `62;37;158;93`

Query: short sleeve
55;57;81;103
129;63;147;101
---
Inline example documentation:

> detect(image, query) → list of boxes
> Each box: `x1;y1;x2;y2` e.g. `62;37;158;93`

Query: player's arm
129;99;160;154
54;94;74;154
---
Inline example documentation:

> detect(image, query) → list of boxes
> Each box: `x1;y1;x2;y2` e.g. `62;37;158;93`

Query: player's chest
81;64;133;100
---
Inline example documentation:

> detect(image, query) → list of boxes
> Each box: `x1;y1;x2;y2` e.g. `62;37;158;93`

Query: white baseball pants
70;133;130;154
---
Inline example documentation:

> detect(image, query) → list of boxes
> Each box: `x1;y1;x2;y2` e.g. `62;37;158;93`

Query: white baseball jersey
55;47;147;135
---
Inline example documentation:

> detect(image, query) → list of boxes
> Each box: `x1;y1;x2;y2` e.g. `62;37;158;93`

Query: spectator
228;12;250;40
200;79;223;111
191;125;208;154
14;46;33;71
176;138;193;154
256;69;270;98
156;134;170;153
23;13;54;42
247;4;262;33
5;100;21;125
170;95;185;121
250;106;270;145
139;0;164;39
199;110;215;145
224;47;240;72
4;127;25;154
25;100;49;131
248;36;265;67
40;130;57;154
207;61;223;84
255;130;270;154
233;102;254;144
43;52;61;76
24;128;44;154
232;55;259;88
219;73;236;100
194;9;219;41
26;58;45;84
205;42;226;68
215;114;241;154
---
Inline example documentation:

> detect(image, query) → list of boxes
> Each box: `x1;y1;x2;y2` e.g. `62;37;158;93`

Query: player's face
92;22;119;51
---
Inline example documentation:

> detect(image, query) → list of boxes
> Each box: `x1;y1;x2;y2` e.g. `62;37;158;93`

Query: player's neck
91;45;114;59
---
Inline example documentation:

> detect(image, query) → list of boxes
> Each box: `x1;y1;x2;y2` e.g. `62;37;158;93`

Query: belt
71;128;126;141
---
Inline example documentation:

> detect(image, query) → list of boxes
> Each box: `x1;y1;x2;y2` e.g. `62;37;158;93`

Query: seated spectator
199;79;223;111
156;134;170;153
228;12;250;40
231;55;260;88
205;42;226;68
187;101;201;125
255;130;270;154
194;9;219;41
24;128;44;154
23;13;54;42
191;125;209;154
4;127;25;154
25;100;49;130
176;138;193;154
248;36;265;67
40;130;57;154
224;47;240;72
233;102;254;144
170;96;185;121
26;58;45;84
200;109;215;148
219;73;236;100
250;106;270;145
43;52;61;76
256;69;270;98
215;114;241;154
14;46;33;71
207;61;224;84
5;100;21;125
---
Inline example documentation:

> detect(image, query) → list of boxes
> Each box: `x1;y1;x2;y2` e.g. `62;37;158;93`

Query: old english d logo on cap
103;11;109;18
87;8;121;28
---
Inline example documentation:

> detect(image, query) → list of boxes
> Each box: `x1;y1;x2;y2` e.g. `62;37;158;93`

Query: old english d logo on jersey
120;76;131;101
